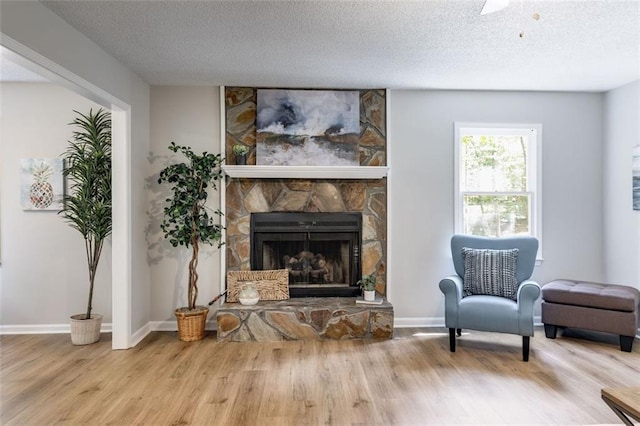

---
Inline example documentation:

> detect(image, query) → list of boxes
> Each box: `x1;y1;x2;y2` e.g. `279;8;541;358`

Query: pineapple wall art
20;158;64;211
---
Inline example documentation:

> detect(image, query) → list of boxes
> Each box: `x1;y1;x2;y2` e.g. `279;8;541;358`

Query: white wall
604;80;640;287
1;1;150;344
148;86;222;325
0;83;111;327
389;90;605;324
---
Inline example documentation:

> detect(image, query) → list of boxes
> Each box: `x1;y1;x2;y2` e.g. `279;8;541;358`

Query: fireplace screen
250;212;362;297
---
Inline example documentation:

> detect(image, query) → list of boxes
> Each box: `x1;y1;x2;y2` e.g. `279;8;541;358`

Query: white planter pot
70;313;103;345
364;290;376;301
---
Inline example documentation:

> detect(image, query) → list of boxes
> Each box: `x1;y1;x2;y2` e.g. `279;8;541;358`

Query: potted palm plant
60;108;112;345
158;142;225;341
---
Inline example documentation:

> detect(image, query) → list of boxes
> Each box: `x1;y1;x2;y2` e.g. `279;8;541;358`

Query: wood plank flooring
1;327;639;425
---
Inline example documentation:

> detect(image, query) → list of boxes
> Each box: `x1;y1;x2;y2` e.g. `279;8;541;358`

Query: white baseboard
0;320;217;336
127;319;218;347
0;320;217;348
148;320;178;332
394;317;444;328
394;316;544;329
147;319;219;332
0;323;113;335
130;322;151;347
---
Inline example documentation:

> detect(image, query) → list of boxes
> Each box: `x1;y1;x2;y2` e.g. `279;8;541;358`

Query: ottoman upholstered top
542;280;640;312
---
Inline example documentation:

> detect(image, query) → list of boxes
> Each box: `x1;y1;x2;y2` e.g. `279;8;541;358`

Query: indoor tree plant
59;108;112;345
158;142;225;341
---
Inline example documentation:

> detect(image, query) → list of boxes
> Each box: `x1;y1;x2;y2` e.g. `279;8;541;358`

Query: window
454;123;542;259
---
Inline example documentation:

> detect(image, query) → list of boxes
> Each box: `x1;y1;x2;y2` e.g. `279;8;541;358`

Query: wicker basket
70;313;103;345
226;269;289;302
174;306;209;341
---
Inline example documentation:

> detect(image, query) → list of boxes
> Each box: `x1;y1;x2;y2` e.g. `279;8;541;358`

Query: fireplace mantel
222;165;389;179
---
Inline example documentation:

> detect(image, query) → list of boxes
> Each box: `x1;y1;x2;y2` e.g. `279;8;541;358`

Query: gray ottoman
541;280;640;352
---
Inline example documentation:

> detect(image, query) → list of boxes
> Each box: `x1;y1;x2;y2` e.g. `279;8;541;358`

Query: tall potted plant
60;108;112;345
158;142;224;341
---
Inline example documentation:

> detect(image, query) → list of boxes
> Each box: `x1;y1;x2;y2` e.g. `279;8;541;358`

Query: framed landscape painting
256;89;360;166
20;158;64;211
634;145;640;211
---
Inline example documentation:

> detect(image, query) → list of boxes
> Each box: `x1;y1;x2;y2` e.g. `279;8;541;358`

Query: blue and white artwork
633;145;640;211
256;89;360;166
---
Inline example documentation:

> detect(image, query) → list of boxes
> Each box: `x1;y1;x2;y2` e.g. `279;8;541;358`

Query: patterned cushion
462;247;519;300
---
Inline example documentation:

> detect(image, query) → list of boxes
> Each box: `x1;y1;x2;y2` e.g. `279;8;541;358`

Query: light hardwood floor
1;327;639;425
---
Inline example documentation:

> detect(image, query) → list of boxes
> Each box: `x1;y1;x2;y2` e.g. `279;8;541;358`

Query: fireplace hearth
250;212;362;297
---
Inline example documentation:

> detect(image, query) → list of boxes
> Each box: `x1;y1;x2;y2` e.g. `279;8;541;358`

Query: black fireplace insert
250;212;362;297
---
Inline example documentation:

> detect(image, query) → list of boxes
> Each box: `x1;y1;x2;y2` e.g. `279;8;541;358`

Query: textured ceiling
33;0;640;91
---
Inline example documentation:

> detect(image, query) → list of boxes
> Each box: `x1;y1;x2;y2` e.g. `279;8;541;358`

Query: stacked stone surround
222;88;391;341
217;298;393;341
224;87;388;294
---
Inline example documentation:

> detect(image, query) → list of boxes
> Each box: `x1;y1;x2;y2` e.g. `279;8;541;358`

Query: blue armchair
439;234;540;361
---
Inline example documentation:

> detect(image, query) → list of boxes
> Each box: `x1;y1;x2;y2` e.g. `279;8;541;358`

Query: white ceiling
18;1;640;91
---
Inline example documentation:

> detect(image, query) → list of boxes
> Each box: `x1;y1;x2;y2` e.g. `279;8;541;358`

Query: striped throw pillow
462;247;519;300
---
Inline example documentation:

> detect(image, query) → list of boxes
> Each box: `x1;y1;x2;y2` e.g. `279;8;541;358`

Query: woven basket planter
175;306;209;341
70;313;103;345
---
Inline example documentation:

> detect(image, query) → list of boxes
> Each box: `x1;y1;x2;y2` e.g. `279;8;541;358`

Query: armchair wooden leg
523;336;530;362
456;328;462;336
449;328;456;352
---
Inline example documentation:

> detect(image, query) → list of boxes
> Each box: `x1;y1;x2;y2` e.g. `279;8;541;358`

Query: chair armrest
439;275;463;328
517;280;541;336
517;280;541;306
439;275;463;300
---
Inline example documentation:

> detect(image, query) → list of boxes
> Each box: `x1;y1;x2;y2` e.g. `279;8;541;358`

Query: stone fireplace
224;87;388;295
217;87;393;341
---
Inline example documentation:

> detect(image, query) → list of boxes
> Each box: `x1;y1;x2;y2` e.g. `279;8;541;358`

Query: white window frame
454;122;543;262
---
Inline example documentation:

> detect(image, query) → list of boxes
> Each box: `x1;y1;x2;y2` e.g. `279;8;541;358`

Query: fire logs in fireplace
284;250;344;284
250;212;362;297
